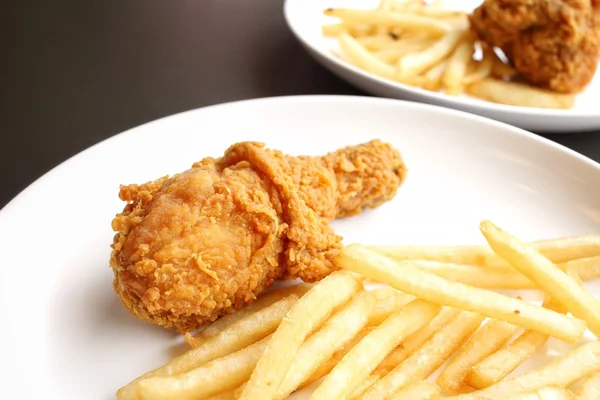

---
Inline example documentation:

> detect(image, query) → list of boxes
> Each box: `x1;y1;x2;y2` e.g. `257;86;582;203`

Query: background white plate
284;0;600;133
1;96;599;399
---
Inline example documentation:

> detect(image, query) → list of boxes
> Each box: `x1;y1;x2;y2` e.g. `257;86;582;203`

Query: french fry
206;390;237;400
374;307;461;375
504;387;575;400
137;335;270;400
447;341;600;399
325;9;451;35
184;294;298;348
301;286;410;385
467;318;556;388
417;7;466;18
378;0;396;10
362;311;486;400
442;37;474;95
339;33;396;79
437;319;519;394
389;0;422;12
337;245;586;343
301;328;374;389
481;220;600;337
407;260;535;289
422;59;449;91
304;290;415;390
322;23;346;36
490;52;518;79
373;48;405;64
467;330;546;390
369;287;414;325
239;271;361;400
575;371;600;399
348;375;381;399
390;381;442;400
373;43;428;63
311;299;441;400
357;35;396;51
185;284;311;347
118;295;299;399
369;235;600;270
390;34;435;49
466;78;575;109
376;258;600;290
397;28;466;79
463;47;493;85
465;298;567;390
562;256;600;281
276;291;376;399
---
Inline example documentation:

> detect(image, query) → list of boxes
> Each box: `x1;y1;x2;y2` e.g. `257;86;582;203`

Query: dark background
2;0;600;209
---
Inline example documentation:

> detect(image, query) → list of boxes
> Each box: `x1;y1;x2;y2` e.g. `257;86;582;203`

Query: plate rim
282;0;600;120
2;94;599;219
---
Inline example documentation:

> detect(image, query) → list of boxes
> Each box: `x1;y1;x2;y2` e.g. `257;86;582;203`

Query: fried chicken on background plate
110;140;406;333
470;0;600;93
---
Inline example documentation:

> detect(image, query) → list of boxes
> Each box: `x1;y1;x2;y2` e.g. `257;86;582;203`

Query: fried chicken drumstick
470;0;600;93
110;140;406;332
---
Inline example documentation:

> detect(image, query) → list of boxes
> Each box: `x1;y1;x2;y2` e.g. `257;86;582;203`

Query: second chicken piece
470;0;600;93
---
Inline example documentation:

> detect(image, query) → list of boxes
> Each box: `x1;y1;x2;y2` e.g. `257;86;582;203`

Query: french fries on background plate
117;217;600;399
322;0;576;109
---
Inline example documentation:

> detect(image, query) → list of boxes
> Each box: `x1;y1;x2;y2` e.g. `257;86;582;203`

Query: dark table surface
3;0;600;209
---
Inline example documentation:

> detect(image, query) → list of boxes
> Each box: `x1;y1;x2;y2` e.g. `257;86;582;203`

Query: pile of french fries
322;0;576;109
118;220;600;400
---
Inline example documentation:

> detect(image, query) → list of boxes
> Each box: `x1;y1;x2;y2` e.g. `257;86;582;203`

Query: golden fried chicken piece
110;140;406;332
470;0;599;93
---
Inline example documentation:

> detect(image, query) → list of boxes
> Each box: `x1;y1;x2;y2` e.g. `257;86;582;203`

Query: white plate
284;0;600;133
1;96;599;400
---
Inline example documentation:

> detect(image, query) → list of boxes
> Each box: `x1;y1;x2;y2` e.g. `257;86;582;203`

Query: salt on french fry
481;220;600;337
276;291;375;399
118;295;299;400
239;271;361;400
205;390;237;400
575;371;600;399
374;307;460;375
362;311;486;399
466;299;566;390
185;284;311;347
368;287;414;326
407;260;535;289
390;381;442;400
448;341;600;399
337;245;586;344
300;328;374;389
347;374;381;399
380;258;600;290
311;299;441;400
137;335;271;400
369;235;600;270
437;319;519;394
561;256;600;281
504;387;576;400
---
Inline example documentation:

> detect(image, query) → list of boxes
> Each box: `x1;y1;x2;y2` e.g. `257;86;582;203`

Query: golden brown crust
110;140;406;332
470;0;600;93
